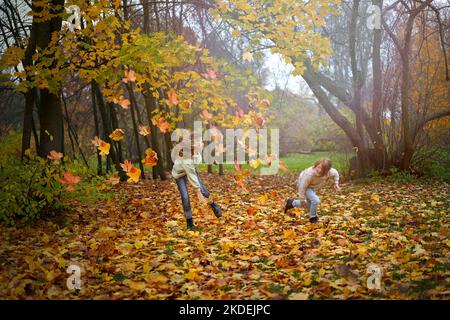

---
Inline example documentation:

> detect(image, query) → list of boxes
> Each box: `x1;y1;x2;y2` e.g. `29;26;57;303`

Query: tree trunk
22;90;34;157
91;83;103;175
371;0;385;170
399;17;416;171
38;90;63;157
92;81;127;181
164;132;174;170
20;2;38;158
382;0;433;170
35;0;65;158
110;102;124;163
126;84;146;179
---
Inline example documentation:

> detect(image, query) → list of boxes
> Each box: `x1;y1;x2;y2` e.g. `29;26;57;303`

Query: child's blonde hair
314;158;332;173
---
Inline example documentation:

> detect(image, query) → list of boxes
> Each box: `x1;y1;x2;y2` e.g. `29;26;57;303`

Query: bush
0;155;65;224
386;167;416;183
413;148;450;181
0;131;114;225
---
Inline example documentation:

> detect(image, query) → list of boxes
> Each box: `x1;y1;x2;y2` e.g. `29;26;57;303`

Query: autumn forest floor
0;173;449;299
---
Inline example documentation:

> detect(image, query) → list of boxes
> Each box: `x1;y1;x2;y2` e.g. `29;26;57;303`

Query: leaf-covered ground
1;174;449;299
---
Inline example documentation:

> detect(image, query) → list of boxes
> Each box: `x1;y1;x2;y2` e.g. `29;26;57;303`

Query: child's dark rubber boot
209;201;222;218
309;216;318;223
187;218;196;231
284;198;294;213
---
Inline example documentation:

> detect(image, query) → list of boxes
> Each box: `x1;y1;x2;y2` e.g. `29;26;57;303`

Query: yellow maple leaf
145;273;169;284
289;292;309;300
283;229;296;239
109;129;125;141
184;269;200;281
125;280;146;291
127;165;141;183
98;140;110;156
257;194;268;205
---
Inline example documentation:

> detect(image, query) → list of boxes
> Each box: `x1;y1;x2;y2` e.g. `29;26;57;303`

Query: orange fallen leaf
59;171;81;191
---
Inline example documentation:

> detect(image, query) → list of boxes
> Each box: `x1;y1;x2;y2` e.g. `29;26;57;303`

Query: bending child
171;133;222;230
284;158;340;223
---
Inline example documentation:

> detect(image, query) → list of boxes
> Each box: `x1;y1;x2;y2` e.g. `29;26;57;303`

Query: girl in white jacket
171;133;222;230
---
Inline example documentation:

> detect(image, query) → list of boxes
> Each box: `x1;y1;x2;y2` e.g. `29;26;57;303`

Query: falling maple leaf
120;160;133;173
151;117;170;133
179;100;191;110
98;140;110;156
47;150;63;163
142;148;158;167
59;171;81;191
127;166;141;183
138;125;151;136
109;129;125;141
120;160;140;182
165;90;179;106
114;95;130;109
122;69;136;83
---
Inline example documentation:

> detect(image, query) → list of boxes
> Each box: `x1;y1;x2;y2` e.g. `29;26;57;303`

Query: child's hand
334;184;341;192
196;190;208;204
301;200;308;208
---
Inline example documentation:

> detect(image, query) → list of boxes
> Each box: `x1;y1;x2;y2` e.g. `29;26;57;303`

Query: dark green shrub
0;155;65;224
0;131;113;225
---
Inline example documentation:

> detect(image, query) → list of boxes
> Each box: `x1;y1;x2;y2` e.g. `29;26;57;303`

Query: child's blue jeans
175;170;210;219
292;188;320;218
